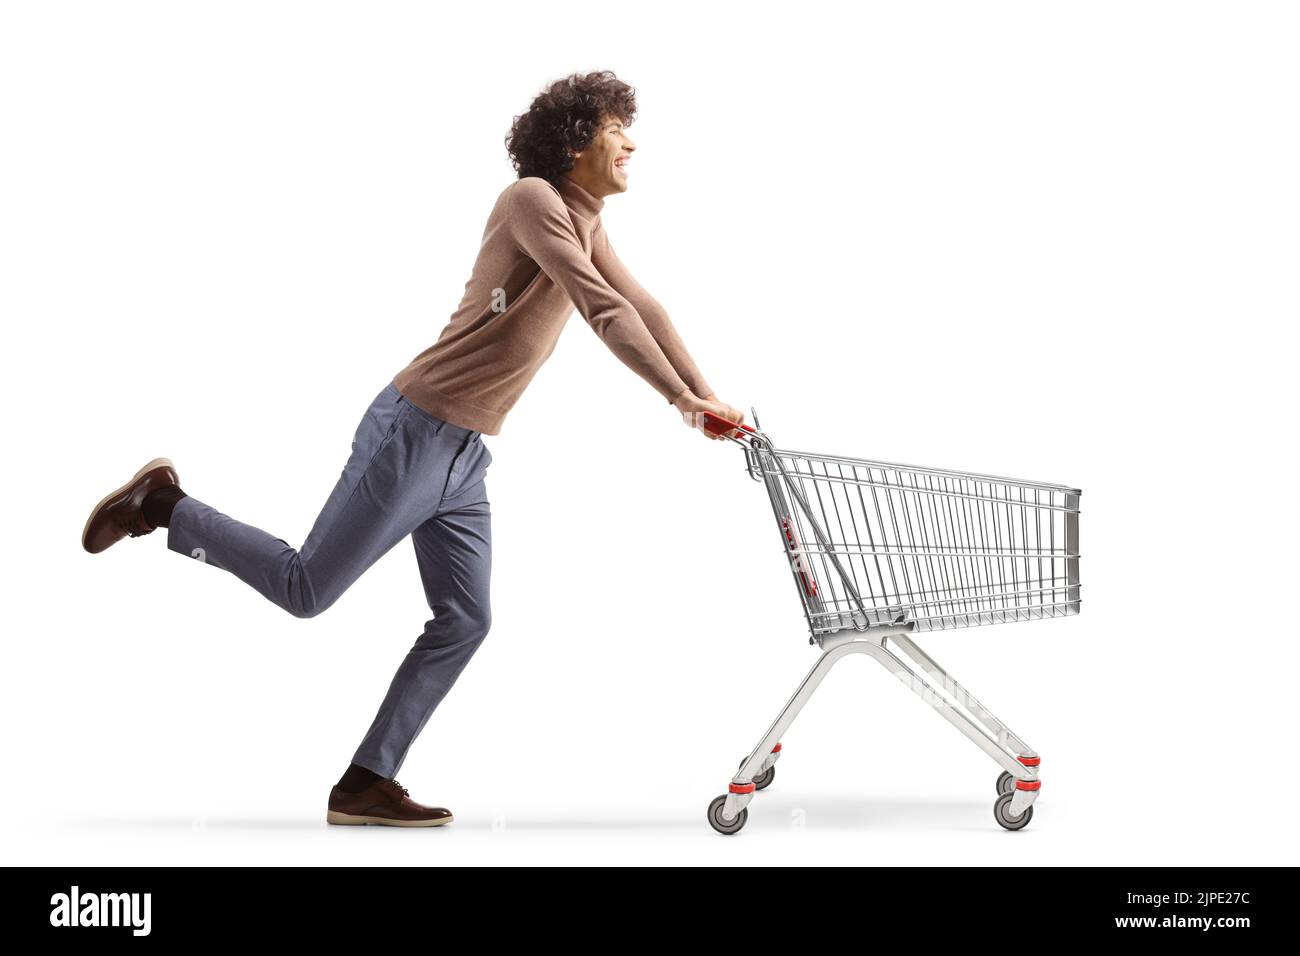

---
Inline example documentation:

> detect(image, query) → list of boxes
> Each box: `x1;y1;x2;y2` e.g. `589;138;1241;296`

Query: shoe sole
82;456;176;552
326;810;453;827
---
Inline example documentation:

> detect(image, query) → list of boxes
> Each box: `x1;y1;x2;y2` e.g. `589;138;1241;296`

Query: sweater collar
557;175;605;220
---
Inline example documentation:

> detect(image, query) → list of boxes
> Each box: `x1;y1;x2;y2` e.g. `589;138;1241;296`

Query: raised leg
166;383;456;618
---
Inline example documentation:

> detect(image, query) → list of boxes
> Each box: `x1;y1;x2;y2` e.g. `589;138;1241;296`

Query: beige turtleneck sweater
392;175;713;435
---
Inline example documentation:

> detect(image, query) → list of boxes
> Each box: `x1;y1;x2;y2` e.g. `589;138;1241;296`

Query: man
81;70;745;828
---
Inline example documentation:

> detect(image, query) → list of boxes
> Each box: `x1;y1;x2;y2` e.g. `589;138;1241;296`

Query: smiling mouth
614;156;630;177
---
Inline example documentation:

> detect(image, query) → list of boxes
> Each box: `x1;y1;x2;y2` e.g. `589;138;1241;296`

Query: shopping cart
699;410;1081;835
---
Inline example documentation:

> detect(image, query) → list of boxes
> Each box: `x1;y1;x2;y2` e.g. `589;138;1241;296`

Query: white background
2;1;1296;866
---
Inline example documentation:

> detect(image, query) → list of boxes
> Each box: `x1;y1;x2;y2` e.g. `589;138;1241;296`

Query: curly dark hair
505;71;637;186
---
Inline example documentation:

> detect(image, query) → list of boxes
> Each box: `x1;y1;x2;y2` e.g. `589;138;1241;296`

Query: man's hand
673;391;747;440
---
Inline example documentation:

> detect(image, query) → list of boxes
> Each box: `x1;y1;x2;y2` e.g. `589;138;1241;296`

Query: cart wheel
738;757;776;791
993;792;1033;831
707;795;748;835
996;771;1016;796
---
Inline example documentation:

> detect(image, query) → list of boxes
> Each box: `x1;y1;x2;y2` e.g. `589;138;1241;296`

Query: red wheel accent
729;781;756;795
771;743;782;753
1017;755;1041;767
1015;779;1041;791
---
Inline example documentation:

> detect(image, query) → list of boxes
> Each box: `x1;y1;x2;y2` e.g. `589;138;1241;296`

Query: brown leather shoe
326;779;454;827
82;457;180;554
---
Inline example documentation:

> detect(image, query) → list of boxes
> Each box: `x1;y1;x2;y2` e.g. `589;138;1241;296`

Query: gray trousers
167;381;493;778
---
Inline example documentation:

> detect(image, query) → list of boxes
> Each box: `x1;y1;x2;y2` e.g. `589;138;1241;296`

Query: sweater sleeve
590;220;714;400
507;179;692;405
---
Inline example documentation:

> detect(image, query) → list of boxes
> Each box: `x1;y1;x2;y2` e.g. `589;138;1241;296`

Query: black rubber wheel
996;771;1015;796
707;794;748;835
993;792;1033;831
738;757;776;791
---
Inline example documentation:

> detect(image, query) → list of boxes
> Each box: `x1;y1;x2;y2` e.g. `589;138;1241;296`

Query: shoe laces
118;513;155;538
386;779;410;798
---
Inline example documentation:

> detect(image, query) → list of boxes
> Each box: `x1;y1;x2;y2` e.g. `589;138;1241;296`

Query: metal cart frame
701;409;1081;835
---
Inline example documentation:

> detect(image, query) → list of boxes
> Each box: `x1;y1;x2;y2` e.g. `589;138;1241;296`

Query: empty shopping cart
700;410;1081;835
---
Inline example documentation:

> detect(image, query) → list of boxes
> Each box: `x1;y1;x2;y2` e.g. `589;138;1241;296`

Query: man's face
568;114;636;197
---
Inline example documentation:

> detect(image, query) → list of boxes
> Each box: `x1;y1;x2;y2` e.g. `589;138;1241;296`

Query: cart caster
996;771;1015;796
738;757;775;791
707;795;748;835
993;792;1033;831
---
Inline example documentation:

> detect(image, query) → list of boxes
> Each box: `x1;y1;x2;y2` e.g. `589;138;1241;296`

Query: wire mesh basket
742;442;1082;637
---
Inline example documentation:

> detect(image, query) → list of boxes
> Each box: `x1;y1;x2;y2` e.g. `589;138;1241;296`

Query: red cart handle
699;412;756;439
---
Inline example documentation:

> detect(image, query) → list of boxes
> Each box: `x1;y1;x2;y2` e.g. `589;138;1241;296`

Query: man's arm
589;220;715;402
507;178;692;405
